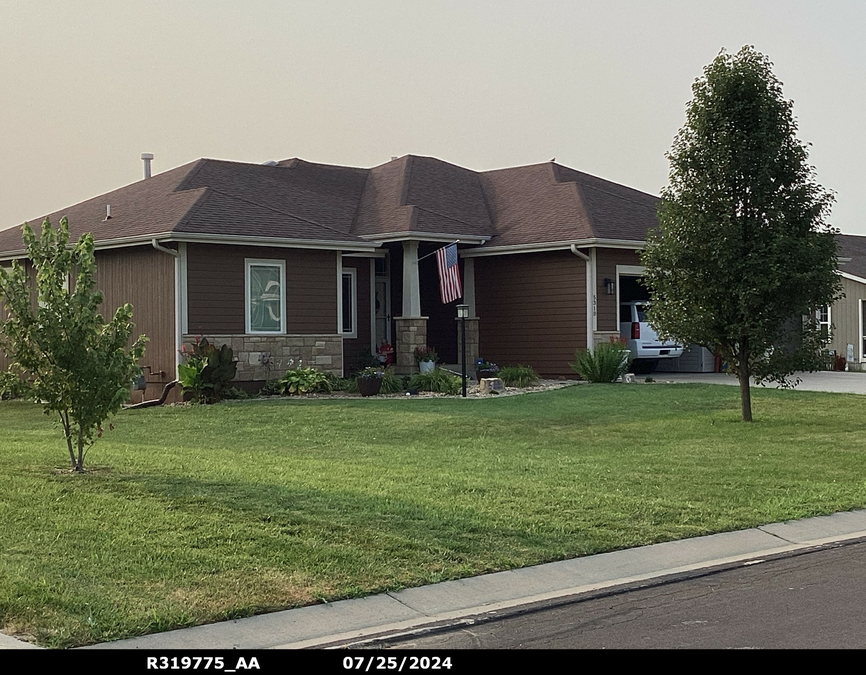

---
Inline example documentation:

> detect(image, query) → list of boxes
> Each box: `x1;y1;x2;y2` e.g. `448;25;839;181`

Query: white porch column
401;240;422;317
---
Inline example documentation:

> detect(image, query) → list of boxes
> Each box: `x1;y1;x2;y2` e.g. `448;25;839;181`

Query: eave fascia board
164;232;378;252
1;232;379;260
460;238;646;258
359;231;491;245
840;271;866;285
342;251;388;259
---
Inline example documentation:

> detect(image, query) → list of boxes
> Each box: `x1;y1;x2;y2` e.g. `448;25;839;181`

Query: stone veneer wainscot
182;334;344;381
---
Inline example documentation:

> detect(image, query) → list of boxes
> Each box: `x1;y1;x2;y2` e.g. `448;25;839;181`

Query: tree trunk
738;341;753;422
60;412;77;469
76;429;86;473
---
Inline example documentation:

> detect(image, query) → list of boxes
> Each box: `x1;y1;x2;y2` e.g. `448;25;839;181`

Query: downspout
571;245;594;351
152;239;183;382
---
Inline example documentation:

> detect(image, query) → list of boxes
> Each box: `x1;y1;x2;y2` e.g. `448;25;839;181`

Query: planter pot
356;377;383;397
418;360;436;374
476;369;497;381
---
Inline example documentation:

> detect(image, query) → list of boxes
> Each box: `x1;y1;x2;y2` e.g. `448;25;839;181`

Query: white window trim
817;305;831;342
340;267;358;339
245;259;286;334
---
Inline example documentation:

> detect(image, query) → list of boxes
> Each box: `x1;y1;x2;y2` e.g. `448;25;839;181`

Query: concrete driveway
656;370;866;395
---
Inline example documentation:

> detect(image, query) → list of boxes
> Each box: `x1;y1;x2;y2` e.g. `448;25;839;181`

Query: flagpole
416;240;460;262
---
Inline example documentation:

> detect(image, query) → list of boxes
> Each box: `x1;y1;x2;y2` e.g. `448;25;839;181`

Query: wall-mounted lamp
603;278;616;295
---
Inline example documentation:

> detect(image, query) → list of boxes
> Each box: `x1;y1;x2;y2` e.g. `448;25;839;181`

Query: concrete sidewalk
0;509;853;650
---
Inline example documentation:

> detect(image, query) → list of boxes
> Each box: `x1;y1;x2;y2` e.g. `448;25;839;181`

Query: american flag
435;243;462;304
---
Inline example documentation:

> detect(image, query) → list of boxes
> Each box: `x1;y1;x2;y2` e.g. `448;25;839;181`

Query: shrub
408;369;462;394
275;366;333;395
178;337;238;403
570;342;632;383
379;367;404;394
498;365;540;387
0;370;26;400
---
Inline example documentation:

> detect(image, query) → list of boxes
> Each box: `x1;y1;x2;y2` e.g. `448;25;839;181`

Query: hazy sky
2;1;864;234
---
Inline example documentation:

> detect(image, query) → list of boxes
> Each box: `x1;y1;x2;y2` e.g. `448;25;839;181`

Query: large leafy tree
641;46;841;422
0;217;147;470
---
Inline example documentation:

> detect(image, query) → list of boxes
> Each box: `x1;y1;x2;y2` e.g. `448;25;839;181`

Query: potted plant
475;360;500;381
414;345;439;374
355;366;385;396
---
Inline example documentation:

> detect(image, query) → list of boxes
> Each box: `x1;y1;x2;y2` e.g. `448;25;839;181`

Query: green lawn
2;383;866;647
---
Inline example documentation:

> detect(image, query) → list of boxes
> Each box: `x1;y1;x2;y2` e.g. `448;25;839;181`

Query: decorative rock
479;377;505;395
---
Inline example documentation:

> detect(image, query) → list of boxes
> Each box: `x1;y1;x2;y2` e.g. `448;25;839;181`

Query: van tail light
631;322;640;340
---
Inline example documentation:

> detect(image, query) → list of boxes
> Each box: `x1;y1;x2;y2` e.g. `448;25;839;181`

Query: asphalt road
367;539;866;649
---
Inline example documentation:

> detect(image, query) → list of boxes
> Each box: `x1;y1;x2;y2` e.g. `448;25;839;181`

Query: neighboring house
0;154;672;398
822;234;866;369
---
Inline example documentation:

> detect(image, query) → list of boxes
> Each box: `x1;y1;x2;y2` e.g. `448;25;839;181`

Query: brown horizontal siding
475;251;586;377
596;248;642;331
186;244;338;335
341;258;373;374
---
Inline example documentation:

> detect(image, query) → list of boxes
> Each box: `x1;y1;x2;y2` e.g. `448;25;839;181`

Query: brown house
0;155;660;398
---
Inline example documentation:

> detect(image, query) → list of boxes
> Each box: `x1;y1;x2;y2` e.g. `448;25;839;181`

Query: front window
245;260;285;334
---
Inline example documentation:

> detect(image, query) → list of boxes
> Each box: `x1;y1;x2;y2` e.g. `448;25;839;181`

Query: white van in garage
619;301;684;373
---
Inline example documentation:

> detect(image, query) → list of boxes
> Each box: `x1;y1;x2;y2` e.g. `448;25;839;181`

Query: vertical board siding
2;254;174;400
475;251;586;377
95;247;176;398
186;244;338;335
828;275;866;361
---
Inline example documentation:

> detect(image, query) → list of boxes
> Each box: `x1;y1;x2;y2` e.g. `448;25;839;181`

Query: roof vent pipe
141;153;154;179
104;204;111;220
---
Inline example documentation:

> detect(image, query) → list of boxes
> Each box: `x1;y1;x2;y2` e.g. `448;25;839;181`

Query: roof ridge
576;180;658;209
174;159;209;193
398;155;414;207
568;181;598;239
172;187;212;232
552;164;658;201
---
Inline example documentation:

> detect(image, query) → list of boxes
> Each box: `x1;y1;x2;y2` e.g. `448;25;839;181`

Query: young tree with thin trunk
641;46;841;422
0;217;147;470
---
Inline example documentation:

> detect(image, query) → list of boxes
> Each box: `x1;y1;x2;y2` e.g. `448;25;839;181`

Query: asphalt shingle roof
0;154;662;254
836;234;866;280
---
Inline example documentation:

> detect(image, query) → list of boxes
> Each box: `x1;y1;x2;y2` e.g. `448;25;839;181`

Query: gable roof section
353;155;493;240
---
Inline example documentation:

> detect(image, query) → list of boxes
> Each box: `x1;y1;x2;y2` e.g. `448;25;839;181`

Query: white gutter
152;239;183;381
570;245;595;351
461;238;645;257
1;232;379;259
360;231;490;245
